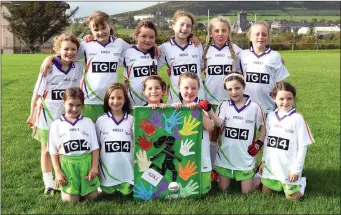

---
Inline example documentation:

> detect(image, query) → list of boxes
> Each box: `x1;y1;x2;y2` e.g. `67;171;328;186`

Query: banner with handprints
133;106;202;200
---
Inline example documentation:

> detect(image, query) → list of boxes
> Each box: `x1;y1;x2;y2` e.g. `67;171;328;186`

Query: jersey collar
60;114;83;126
274;107;296;121
107;111;128;126
249;44;271;58
212;43;227;51
170;37;192;51
133;45;149;55
95;36;114;48
53;56;74;75
228;94;251;113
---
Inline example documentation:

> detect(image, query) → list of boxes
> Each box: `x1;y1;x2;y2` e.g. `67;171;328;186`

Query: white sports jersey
239;46;290;113
262;108;314;184
123;46;158;106
215;95;265;170
95;112;134;186
77;37;130;105
203;43;242;105
33;57;83;130
158;37;205;103
48;114;99;155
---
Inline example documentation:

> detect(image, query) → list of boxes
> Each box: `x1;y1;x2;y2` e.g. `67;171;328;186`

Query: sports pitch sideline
1;50;340;214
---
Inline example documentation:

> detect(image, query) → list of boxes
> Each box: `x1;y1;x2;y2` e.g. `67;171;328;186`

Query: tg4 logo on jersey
267;136;290;150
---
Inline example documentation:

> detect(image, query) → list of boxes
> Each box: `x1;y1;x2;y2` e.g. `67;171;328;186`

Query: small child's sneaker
44;187;57;197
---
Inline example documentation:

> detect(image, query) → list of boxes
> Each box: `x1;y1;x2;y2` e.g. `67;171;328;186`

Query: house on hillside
297;26;340;36
133;14;155;21
1;1;70;54
231;10;251;33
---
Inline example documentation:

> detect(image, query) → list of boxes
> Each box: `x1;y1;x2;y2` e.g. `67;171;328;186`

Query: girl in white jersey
258;82;314;200
201;16;243;173
26;33;83;196
122;21;159;106
198;73;266;194
49;88;100;203
173;72;215;195
95;83;134;196
239;21;290;115
158;10;205;104
40;11;130;121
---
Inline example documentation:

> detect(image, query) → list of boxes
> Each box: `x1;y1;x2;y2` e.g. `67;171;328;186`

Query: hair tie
223;73;244;82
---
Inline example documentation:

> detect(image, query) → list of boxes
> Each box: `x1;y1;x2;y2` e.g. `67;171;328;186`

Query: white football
168;182;180;192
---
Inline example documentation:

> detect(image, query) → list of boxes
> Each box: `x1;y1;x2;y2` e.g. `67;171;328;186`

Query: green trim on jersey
84;72;104;102
40;97;54;121
202;81;220;103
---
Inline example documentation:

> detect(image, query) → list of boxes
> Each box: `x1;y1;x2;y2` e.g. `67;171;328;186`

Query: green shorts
201;171;212;195
60;153;100;196
261;178;301;196
214;166;254;181
82;104;104;122
32;127;48;145
101;182;133;195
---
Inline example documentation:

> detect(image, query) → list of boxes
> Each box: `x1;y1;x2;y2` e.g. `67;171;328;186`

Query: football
168;182;180;192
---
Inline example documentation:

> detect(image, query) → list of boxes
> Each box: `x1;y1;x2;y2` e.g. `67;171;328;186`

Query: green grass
1;50;340;214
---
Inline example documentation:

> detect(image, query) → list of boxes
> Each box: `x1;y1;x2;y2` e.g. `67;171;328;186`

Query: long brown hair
103;83;132;114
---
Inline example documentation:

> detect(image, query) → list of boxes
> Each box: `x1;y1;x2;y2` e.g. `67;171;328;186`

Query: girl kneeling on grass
48;87;100;203
258;82;314;200
198;73;265;194
95;83;134;196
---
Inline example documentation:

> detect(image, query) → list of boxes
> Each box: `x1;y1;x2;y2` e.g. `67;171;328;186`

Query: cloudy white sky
67;1;163;18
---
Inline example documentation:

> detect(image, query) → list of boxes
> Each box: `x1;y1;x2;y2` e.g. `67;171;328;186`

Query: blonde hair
202;16;237;72
247;21;270;45
53;33;80;53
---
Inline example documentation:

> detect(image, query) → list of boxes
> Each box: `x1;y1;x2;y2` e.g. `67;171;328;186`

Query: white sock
210;142;218;166
253;172;262;179
299;177;307;195
43;172;54;188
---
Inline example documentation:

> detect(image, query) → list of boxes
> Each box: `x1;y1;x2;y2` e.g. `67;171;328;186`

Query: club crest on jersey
104;141;131;152
267;136;290;150
173;64;197;75
51;89;65;100
207;65;232;75
92;62;117;73
245;72;270;84
225;127;249;140
133;65;157;77
63;139;89;153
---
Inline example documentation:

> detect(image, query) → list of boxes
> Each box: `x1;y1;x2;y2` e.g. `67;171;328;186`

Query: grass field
1;50;340;214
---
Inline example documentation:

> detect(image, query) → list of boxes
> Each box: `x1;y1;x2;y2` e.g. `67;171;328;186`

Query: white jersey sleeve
33;73;47;96
296;114;315;147
157;44;167;70
274;54;290;82
76;42;85;61
48;120;60;155
255;102;265;129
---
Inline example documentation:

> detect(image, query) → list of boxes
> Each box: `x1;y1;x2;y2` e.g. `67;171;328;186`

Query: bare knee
262;185;272;193
62;192;80;203
84;190;99;201
286;191;303;200
218;176;230;191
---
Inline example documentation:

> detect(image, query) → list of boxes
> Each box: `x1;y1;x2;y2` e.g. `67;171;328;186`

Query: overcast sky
67;1;162;18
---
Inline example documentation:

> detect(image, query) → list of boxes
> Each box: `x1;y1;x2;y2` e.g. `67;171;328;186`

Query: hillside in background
111;1;340;18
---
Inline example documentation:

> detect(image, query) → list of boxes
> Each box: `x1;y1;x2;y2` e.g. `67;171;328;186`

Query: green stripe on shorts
261;178;301;196
101;182;133;195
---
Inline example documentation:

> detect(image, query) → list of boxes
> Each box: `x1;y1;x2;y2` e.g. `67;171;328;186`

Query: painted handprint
133;182;153;200
179;160;198;181
152;179;169;198
179;115;201;136
139;118;156;136
173;126;181;140
135;149;152;172
179;139;195;156
151;109;163;128
162;109;184;134
191;108;200;119
137;134;152;150
179;180;199;198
